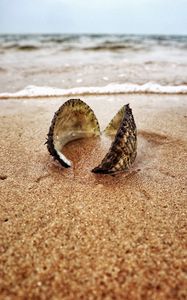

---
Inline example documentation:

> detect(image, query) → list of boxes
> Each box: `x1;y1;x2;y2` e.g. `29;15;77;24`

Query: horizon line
0;32;187;37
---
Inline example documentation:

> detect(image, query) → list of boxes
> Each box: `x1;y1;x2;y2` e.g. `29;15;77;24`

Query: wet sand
0;94;187;299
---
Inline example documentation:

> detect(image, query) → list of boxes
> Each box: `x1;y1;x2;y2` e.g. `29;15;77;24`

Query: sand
0;94;187;300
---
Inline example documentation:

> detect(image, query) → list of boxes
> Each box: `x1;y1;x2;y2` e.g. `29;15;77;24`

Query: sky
0;0;187;35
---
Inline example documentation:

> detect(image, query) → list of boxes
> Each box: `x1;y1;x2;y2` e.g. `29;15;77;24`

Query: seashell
46;100;137;174
91;104;137;174
46;99;100;167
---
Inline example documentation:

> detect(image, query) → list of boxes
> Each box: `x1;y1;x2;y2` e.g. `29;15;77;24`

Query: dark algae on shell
46;99;137;174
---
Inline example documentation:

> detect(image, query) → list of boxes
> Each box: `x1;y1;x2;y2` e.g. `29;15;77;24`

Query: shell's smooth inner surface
104;106;125;136
47;99;100;168
92;104;137;174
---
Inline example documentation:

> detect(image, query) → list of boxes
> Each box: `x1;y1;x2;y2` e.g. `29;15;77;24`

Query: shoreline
0;94;186;299
1;83;187;99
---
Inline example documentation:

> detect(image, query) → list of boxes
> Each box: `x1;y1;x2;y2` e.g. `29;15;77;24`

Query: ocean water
0;34;187;97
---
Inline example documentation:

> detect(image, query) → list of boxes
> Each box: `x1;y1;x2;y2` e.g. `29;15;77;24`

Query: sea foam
0;83;187;99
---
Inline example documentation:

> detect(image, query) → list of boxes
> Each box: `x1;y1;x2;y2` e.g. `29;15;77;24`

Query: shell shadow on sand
45;99;174;187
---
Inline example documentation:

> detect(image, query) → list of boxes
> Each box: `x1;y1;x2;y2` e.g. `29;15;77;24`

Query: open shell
46;99;100;168
92;104;137;174
46;100;137;174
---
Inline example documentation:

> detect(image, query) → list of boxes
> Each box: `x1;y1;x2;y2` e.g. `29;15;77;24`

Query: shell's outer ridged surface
47;99;100;168
92;104;137;174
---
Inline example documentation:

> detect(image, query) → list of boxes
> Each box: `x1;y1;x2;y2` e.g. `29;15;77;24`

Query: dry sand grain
0;95;187;300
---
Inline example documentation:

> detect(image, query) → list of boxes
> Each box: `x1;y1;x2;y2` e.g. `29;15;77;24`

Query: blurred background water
0;34;187;93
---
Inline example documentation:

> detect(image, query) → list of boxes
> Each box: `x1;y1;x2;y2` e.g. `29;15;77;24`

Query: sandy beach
0;94;186;299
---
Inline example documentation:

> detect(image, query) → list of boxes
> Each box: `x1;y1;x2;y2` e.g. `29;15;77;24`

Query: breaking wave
0;83;187;99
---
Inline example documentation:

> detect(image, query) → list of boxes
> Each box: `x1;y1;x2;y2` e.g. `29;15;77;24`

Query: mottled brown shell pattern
92;104;137;174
